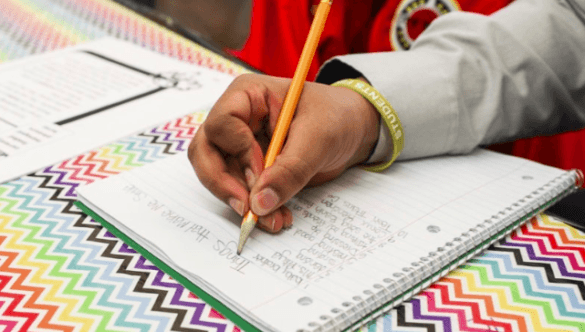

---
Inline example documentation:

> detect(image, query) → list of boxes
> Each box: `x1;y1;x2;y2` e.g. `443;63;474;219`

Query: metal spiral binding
303;170;581;332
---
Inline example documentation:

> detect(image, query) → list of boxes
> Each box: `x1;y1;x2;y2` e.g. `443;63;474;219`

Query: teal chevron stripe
460;263;585;329
466;257;584;318
480;251;585;310
4;179;122;331
19;175;173;330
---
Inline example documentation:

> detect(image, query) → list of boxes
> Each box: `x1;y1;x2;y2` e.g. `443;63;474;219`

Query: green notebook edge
74;200;262;332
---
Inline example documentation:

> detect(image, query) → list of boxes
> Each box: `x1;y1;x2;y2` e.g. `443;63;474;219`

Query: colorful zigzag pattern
1;0;585;331
1;112;243;331
1;109;584;331
358;216;585;332
0;0;247;76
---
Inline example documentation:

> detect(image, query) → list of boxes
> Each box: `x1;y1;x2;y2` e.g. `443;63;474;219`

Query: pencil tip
237;211;258;255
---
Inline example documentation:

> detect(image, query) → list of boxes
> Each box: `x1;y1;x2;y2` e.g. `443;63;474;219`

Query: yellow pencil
237;0;333;254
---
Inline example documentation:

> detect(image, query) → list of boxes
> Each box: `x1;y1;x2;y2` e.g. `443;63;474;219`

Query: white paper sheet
0;38;233;182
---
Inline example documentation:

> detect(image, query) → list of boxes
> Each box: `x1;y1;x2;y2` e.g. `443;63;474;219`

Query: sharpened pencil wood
237;211;258;254
237;0;333;254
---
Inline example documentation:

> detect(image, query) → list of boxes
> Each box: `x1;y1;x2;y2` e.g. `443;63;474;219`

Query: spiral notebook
75;149;582;332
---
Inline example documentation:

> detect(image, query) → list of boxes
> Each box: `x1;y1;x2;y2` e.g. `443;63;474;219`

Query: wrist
349;90;380;166
332;79;404;171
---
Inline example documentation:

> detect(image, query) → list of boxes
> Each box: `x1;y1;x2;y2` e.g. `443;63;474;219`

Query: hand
188;73;379;233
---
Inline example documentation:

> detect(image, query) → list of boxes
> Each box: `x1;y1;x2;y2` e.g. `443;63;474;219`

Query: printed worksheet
0;38;233;183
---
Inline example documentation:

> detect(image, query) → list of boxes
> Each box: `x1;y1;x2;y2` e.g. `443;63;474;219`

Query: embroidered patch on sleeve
390;0;461;51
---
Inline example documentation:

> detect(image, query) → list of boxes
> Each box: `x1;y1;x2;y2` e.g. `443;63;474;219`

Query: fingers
204;92;263;159
257;206;293;233
249;144;321;217
189;129;251;216
191;75;374;234
244;83;376;219
189;74;277;219
246;85;345;219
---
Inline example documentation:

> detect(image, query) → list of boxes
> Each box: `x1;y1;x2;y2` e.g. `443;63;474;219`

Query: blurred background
117;0;252;51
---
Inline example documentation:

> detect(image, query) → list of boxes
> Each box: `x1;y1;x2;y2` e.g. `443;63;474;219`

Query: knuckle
229;128;254;154
234;73;257;84
205;116;237;142
236;74;269;95
229;74;251;89
206;119;253;155
187;138;196;162
203;114;227;139
233;124;252;142
232;73;263;91
187;130;203;162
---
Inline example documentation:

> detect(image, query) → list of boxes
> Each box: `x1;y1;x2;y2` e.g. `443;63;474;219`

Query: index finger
189;128;251;214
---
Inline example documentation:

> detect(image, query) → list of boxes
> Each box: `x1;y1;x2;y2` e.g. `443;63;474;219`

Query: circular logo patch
390;0;460;51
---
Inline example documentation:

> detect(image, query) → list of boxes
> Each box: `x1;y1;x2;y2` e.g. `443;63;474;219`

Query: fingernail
284;218;293;229
259;216;275;232
245;168;256;188
251;188;279;215
228;198;244;216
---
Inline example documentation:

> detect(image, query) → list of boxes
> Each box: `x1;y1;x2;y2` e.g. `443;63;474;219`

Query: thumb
249;127;328;216
249;155;315;216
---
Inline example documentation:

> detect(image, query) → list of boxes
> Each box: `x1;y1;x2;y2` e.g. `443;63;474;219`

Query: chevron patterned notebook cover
75;150;581;332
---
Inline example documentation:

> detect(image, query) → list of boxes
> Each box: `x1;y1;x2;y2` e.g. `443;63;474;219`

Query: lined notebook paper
76;150;578;332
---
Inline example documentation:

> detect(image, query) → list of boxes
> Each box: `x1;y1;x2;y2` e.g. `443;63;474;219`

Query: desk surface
0;1;584;331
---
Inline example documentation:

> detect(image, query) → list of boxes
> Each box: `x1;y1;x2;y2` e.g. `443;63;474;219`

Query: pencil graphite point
237;211;258;255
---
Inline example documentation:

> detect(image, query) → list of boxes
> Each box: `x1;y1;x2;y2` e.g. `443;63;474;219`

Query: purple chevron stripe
114;223;230;332
411;298;453;331
499;240;585;279
42;166;81;197
104;231;117;238
136;257;196;307
148;127;189;151
133;256;229;331
120;243;137;254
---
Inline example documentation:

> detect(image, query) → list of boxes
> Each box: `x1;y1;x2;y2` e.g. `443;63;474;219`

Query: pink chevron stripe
185;291;240;331
52;115;200;185
58;148;128;184
431;278;522;331
520;225;585;264
209;308;224;319
0;273;31;331
422;289;486;332
0;317;17;332
511;224;585;272
433;279;524;332
56;154;106;186
161;116;200;140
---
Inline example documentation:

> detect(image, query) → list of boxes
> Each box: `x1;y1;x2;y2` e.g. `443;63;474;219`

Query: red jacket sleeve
228;0;377;80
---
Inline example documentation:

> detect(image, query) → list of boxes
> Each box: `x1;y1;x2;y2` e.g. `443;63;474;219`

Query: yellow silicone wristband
332;79;404;172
